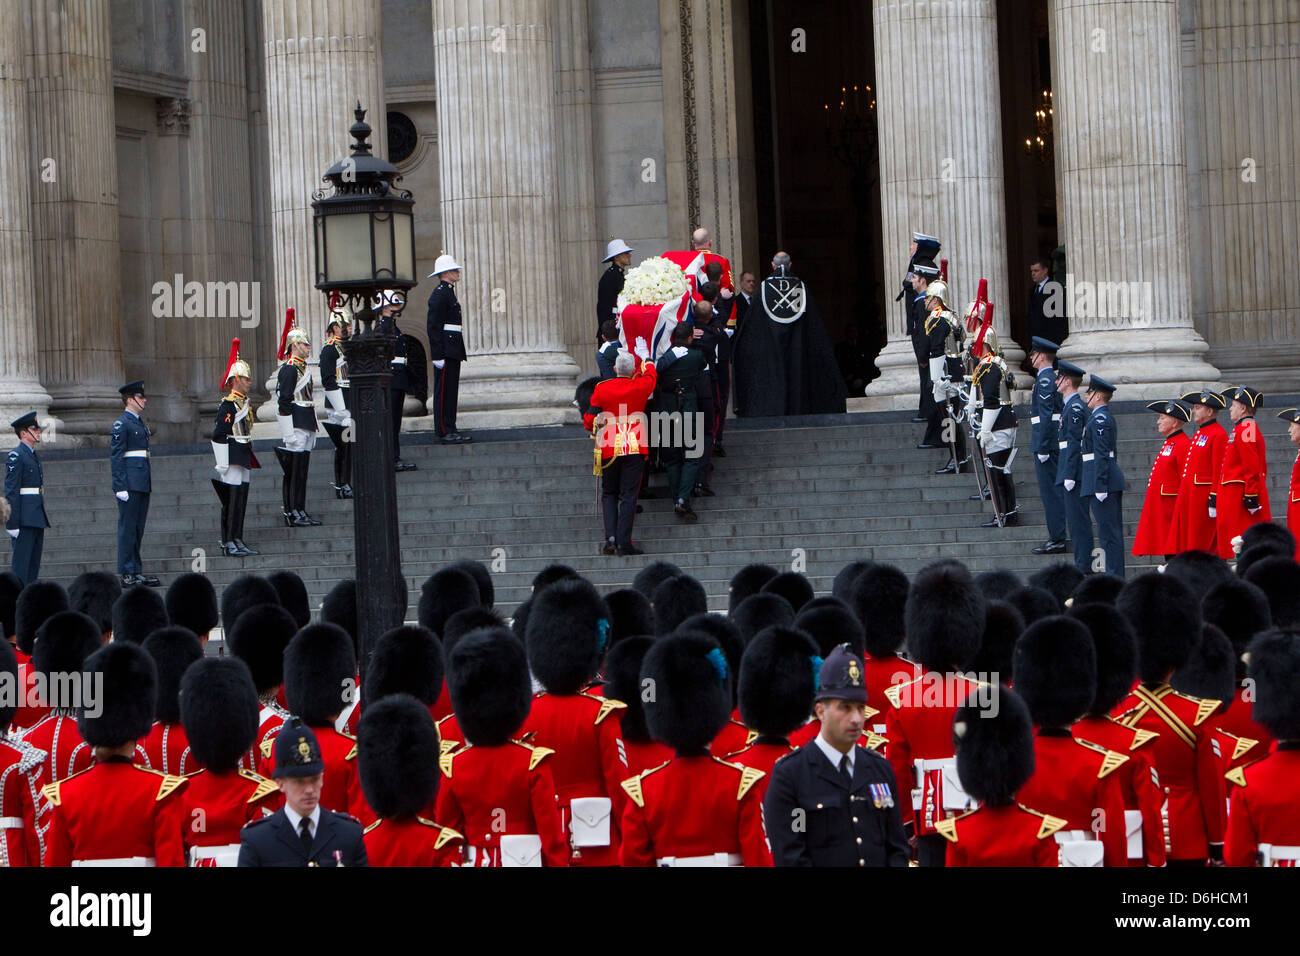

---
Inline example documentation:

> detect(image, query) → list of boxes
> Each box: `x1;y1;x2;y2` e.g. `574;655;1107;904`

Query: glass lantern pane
394;212;415;281
373;212;394;279
324;213;374;282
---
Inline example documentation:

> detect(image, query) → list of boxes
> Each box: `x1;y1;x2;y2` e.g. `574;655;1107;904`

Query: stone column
25;0;123;443
430;0;580;427
1049;0;1219;394
865;0;1023;411
0;7;54;440
259;0;386;418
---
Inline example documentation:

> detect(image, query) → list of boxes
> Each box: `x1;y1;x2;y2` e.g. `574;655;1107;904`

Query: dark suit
764;739;910;867
110;410;151;575
596;340;623;381
905;285;932;416
1028;279;1067;345
5;442;49;584
237;807;368;867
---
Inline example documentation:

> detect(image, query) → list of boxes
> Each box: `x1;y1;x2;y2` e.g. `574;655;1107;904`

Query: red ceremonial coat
1133;430;1190;556
21;712;91;784
363;817;465;867
1215;417;1270;557
181;767;280;862
1072;715;1167;866
723;737;797;805
1224;744;1300;867
141;721;193;776
0;736;46;867
584;363;658;459
938;803;1062;867
1164;420;1228;553
1288;450;1300;559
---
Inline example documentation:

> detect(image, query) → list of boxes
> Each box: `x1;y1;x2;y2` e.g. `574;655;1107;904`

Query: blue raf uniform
110;382;156;586
5;412;49;584
237;719;368;867
1028;338;1067;552
1080;375;1126;576
1054;361;1093;573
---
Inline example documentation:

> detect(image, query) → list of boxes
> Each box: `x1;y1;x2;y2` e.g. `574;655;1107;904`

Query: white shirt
283;803;322;842
813;732;855;775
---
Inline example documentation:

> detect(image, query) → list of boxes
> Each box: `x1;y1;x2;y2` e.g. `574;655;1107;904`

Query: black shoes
693;484;716;498
122;574;160;587
982;512;1020;528
917;442;943;450
335;483;354;498
675;500;699;521
232;539;259;556
617;545;645;556
970;488;992;501
395;459;418;472
713;443;726;457
601;539;617;556
1032;540;1069;555
440;431;472;444
936;460;967;475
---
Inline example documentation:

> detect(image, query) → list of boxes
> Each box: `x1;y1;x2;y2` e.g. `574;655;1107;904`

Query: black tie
839;754;852;786
298;817;313;857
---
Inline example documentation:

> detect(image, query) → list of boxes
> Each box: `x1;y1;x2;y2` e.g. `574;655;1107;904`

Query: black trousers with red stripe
433;360;462;436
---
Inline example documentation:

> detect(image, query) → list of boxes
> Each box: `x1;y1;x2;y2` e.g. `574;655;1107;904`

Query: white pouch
1124;809;1143;860
1056;831;1104;867
499;834;544;867
569;796;612;847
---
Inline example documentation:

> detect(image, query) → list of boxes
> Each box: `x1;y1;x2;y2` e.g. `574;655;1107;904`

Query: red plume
973;302;996;358
221;338;241;389
939;258;949;282
966;278;990;333
277;308;295;360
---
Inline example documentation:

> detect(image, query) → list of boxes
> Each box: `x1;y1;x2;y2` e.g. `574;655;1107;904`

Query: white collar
813;731;854;773
283;801;321;837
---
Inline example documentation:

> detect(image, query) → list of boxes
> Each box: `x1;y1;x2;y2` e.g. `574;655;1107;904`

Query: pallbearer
212;339;260;556
1132;400;1191;560
1214;386;1270;558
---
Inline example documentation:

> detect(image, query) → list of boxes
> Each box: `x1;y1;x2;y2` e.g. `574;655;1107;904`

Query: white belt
72;857;156;867
1260;844;1300;866
0;817;24;829
391;356;407;365
189;843;241;867
1081;452;1115;461
19;487;41;495
658;852;742;867
124;450;149;458
1058;441;1068;449
444;324;463;333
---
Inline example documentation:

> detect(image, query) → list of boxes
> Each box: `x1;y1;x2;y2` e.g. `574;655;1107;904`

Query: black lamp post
311;103;416;674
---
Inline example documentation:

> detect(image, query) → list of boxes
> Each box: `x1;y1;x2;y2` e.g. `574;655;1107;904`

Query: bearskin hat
1116;572;1202;684
417;567;481;637
1171;624;1234;707
1242;556;1300;627
531;564;579;593
1246;627;1300;739
1237;544;1286;577
973;569;1022;602
605;588;655;644
164;573;218;637
15;580;69;654
1068;603;1138;716
320;579;359;654
1006;586;1060;629
652;574;709;635
738;626;820;738
357;693;441;819
731;564;779;612
441;606;506;657
283;623;357;725
795;600;865;658
511;596;531;642
31;610;102;679
78;642;157;747
220;574;280;631
268;571;311;629
363;625;444;706
633;561;683;600
602;636;657;743
525;577;610;695
0;638;18;730
226;603;297;695
141;626;203;724
1240;521;1296;558
1013;615;1096;727
849;564;909;658
904;563;985;673
728;592;795;647
111;585;168;645
0;571;21;640
954;686;1035;807
1161;549;1233;592
831;560;875;603
180;657;259;772
642;632;731;753
447;627;532;746
761;572;814;613
69;571;121;635
1068;573;1125;609
968;600;1023;684
1202;578;1271;678
447;559;494;609
1028;563;1085;611
678;612;743;704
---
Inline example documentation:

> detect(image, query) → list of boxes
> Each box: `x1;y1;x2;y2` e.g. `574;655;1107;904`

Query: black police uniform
426;279;468;442
110;383;155;584
5;413;48;584
763;645;910;867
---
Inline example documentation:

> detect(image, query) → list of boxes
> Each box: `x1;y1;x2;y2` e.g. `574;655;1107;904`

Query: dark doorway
749;0;883;395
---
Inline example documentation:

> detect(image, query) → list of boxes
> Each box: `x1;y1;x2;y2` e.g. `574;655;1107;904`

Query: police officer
426;253;471;444
5;412;48;584
764;643;910;866
237;718;368;867
1027;337;1068;554
597;239;634;342
111;381;159;587
1055;360;1093;573
1080;374;1125;576
319;316;353;496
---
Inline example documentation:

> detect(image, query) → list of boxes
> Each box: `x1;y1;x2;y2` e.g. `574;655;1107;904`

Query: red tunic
42;759;188;866
0;736;46;867
1132;431;1191;556
435;740;569;867
1164;420;1228;553
519;692;628;866
723;738;797;805
180;767;280;863
259;724;368;823
1224;745;1300;866
711;712;753;757
21;712;91;784
244;701;288;775
1115;684;1226;860
583;363;658;459
1212;728;1266;774
938;804;1062;867
619;755;772;867
1072;715;1167;867
1214;684;1275;755
363;816;464;867
1215;417;1270;557
1015;730;1129;867
624;738;674;776
1288;450;1300;559
435;713;464;755
863;654;922;722
141;721;193;776
10;660;49;733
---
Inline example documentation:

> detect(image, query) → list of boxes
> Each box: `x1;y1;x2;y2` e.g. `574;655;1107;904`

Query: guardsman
1069;603;1167;867
1214;386;1270;558
111;381;159;586
1278;407;1300;559
848;564;922;727
426;253;471;444
1165;389;1229;554
20;611;101;784
971;328;1020;526
1080;374;1125;576
274;311;321;527
10;581;67;733
358;694;465;867
621;633;773;867
223;602;296;773
179;658;280;866
1202;577;1276;749
0;638;45;867
597;239;634;342
319;316;353;497
601;637;673;775
1055;361;1092;572
43;642;189;867
5;412;48;584
584;344;657;554
1225;628;1300;866
1115;573;1226;865
939;689;1062;867
520;578;628;867
765;643;910;867
437;627;569;866
378;291;417;472
1132;400;1191;560
1027;338;1068;554
212;339;260;557
140;627;202;775
923;281;970;475
237;719;368;867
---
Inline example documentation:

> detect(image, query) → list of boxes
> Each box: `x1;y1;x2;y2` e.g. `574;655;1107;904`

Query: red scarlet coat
1288;450;1300;559
1132;430;1190;555
1072;715;1167;867
938;803;1062;867
0;736;46;867
863;654;922;720
1215;417;1270;557
141;721;193;776
260;724;368;824
181;767;280;862
1214;684;1275;755
363;816;465;867
1165;420;1228;553
723;737;797;805
584;363;658;459
1224;745;1300;866
21;713;91;784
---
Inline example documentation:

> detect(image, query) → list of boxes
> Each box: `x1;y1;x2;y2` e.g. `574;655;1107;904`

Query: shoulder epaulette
245;776;278;803
431;822;463;849
591;696;627;725
744;729;758;746
155;773;187;801
439;738;459;755
346;744;358;761
1074;738;1129;777
1225;766;1248;788
259;738;275;759
863;731;887;752
527;746;554;771
41;780;61;806
439;750;455;778
338;728;357;741
1038;813;1069;840
621;775;645;808
1192;697;1221;726
736;765;765;801
1130;728;1159;750
933;817;959;843
883;679;912;709
1229;736;1258;761
363;819;382;835
13;739;46;775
